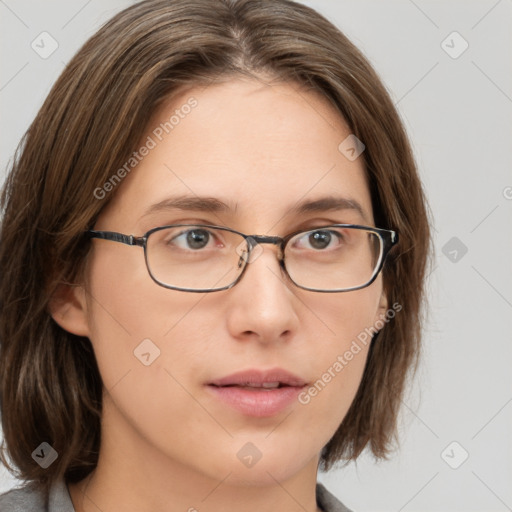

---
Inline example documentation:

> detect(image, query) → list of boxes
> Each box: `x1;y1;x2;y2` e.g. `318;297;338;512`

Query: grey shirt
0;480;353;512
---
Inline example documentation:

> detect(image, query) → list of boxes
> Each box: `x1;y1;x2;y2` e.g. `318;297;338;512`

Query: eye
169;228;217;250
293;229;343;250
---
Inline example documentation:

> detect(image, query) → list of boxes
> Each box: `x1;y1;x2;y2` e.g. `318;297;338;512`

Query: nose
225;244;300;344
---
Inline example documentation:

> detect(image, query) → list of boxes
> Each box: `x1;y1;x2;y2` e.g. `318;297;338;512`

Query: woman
0;0;430;510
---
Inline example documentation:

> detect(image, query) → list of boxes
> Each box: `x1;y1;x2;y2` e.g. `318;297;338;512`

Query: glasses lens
285;226;383;291
146;226;247;291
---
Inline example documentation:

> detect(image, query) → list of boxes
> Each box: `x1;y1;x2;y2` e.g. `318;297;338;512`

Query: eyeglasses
87;224;398;293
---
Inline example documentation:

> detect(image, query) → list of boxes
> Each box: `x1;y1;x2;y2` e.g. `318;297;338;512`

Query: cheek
85;258;229;472
84;246;216;390
295;285;382;427
303;281;383;348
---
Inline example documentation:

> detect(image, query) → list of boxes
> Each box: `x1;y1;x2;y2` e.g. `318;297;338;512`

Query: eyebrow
141;196;232;218
290;196;369;222
141;195;369;223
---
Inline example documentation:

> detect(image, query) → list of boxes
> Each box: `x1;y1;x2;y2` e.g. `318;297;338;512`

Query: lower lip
206;385;304;417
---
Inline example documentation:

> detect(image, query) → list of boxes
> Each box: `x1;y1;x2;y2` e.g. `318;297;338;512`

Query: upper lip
208;368;307;387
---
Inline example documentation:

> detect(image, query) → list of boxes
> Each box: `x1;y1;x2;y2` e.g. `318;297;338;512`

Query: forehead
98;78;373;231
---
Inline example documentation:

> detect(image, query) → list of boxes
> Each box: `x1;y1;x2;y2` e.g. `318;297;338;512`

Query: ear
48;283;90;337
374;288;389;326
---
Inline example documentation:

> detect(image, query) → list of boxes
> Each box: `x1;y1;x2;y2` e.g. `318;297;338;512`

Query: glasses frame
87;224;398;293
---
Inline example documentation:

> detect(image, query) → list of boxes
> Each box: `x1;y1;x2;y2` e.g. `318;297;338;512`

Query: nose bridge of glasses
237;234;285;266
249;235;283;247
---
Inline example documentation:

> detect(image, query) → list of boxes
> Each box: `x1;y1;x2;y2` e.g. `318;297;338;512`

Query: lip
206;368;307;417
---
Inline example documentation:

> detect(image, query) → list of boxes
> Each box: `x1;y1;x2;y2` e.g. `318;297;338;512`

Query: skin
52;77;388;512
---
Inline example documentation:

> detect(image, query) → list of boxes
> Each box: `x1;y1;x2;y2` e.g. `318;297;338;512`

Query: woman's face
71;78;388;485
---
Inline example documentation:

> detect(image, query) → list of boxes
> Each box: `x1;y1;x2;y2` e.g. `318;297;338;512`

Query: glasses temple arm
87;230;144;247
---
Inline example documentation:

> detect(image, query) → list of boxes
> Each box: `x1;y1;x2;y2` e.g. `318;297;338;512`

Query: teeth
241;382;280;389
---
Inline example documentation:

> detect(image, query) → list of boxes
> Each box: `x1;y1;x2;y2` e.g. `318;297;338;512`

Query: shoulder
0;479;74;511
0;483;46;511
316;482;354;512
1;480;346;511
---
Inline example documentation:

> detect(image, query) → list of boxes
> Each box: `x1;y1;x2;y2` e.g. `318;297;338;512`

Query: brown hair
0;0;431;496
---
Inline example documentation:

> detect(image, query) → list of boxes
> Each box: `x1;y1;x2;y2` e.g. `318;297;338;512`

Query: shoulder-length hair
0;0;431;496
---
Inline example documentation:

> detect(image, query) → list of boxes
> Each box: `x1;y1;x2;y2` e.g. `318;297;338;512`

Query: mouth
208;368;307;388
210;382;292;390
206;368;307;417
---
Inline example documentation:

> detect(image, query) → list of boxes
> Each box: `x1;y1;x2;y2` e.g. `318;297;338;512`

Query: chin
203;440;318;487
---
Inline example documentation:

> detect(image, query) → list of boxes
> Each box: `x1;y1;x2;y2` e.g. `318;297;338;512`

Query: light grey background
1;1;511;511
